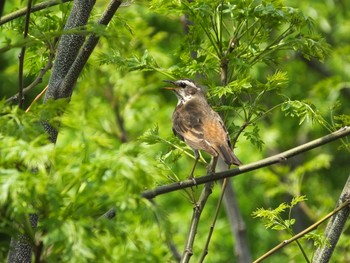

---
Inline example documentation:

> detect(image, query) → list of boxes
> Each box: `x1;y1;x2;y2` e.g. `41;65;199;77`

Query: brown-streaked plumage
165;79;241;177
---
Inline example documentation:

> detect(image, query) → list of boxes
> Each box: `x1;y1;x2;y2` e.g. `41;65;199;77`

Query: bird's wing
173;107;204;141
211;111;242;165
214;111;232;148
172;102;217;156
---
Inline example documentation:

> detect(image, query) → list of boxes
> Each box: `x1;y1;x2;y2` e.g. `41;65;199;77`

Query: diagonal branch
44;0;96;103
53;0;123;100
0;0;72;26
312;175;350;262
7;38;57;104
142;126;350;199
42;0;123;142
180;181;215;263
18;0;33;108
253;199;350;263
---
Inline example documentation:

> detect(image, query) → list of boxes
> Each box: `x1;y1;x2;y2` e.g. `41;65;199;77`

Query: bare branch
199;159;252;263
7;38;57;104
253;199;350;263
42;0;96;142
25;86;48;113
180;182;214;263
180;160;217;262
44;0;96;102
221;178;252;262
53;0;123;98
0;0;72;26
142;127;350;199
44;0;122;102
312;175;350;262
8;3;34;261
18;0;33;109
43;0;122;142
199;175;227;262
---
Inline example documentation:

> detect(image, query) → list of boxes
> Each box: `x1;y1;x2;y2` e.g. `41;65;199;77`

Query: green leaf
138;124;160;144
303;233;330;248
243;125;264;151
290;195;307;207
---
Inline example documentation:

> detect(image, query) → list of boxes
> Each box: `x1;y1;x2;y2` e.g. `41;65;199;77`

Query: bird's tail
217;145;242;166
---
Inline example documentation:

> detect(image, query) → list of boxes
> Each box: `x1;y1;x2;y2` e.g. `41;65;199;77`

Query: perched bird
164;79;241;178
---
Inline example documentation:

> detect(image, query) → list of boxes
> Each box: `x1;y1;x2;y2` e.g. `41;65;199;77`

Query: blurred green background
0;0;350;262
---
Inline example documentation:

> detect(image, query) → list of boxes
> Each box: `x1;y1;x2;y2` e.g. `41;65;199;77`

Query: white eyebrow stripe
182;80;197;88
176;80;197;89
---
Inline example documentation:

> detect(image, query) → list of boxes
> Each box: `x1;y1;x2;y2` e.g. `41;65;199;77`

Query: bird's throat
177;94;192;106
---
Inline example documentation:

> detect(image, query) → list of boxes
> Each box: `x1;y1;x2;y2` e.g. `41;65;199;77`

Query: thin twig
221;178;252;262
142;127;350;199
198;177;228;262
181;182;215;263
34;241;43;263
99;207;117;219
148;199;181;261
0;0;72;26
25;86;48;113
18;0;33;108
180;160;217;263
253;199;350;263
7;39;57;104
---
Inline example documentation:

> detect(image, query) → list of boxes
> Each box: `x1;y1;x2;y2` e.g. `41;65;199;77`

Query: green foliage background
1;0;350;262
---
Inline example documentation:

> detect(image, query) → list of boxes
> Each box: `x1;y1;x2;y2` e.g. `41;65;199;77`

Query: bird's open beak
163;80;178;91
163;87;176;91
163;80;175;84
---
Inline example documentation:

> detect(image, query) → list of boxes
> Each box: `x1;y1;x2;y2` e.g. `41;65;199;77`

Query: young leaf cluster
252;195;308;231
252;195;331;261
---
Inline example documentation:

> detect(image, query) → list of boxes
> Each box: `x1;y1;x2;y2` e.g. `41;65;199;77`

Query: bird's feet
206;165;216;176
188;174;197;185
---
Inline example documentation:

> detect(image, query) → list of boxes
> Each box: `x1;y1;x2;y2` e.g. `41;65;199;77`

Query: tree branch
253;199;350;263
44;0;95;102
7;2;35;262
8;2;95;262
0;0;72;26
18;0;33;109
42;0;95;142
198;164;227;262
142;126;350;199
43;0;122;141
7;214;39;263
312;175;350;262
56;0;122;98
221;178;252;262
180;181;215;263
7;38;57;104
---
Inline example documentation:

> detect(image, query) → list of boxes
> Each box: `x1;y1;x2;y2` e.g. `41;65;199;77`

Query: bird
164;79;241;178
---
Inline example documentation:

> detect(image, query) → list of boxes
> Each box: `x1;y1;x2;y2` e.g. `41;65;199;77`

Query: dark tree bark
43;0;96;142
43;0;122;142
7;1;96;262
312;175;350;263
44;0;96;102
221;180;252;262
7;214;38;263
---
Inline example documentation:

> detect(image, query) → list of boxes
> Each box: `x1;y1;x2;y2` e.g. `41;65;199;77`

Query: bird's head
164;79;204;103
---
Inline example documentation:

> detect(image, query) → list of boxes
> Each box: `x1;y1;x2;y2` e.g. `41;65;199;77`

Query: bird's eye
180;83;187;88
